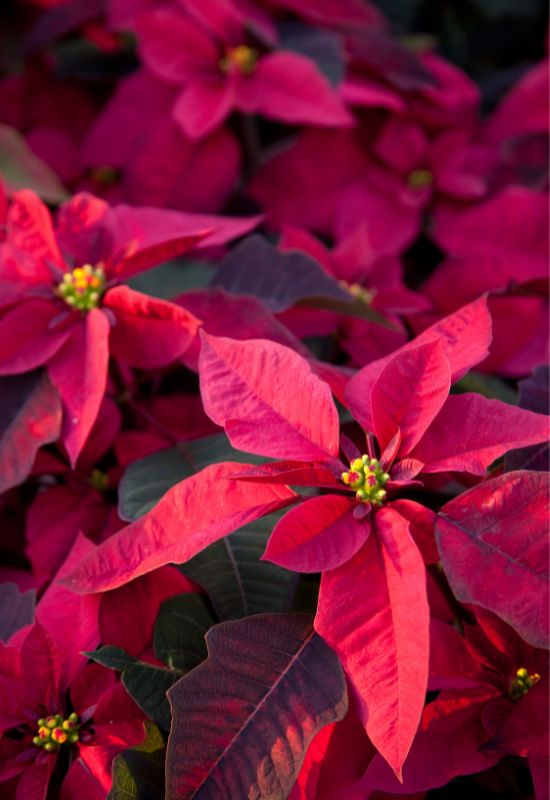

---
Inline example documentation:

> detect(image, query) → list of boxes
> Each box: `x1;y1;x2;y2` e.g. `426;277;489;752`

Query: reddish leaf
106;204;263;279
242;51;352;127
6;189;64;280
264;494;369;573
0;300;70;375
231;461;340;488
65;463;297;594
0;369;62;493
199;333;340;460
105;286;201;368
99;567;196;657
48;308;110;466
345;297;492;433
530;756;550;800
35;535;100;686
436;471;549;649
316;507;430;778
371;339;451;453
411;393;549;474
165;614;347;799
484;673;549;759
356;690;500;795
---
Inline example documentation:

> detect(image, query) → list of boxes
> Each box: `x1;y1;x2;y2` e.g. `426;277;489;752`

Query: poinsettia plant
0;0;548;798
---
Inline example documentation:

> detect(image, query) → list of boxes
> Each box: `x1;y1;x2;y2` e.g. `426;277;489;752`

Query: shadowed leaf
166;613;347;799
108;723;165;800
211;235;350;312
278;22;346;86
437;471;549;649
179;512;297;620
0;125;69;203
506;365;549;472
153;594;215;671
0;583;36;642
86;645;180;729
0;370;62;493
118;434;266;521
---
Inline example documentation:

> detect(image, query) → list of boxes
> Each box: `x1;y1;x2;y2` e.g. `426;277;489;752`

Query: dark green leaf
122;663;179;730
127;260;212;300
108;722;165;800
372;0;421;27
153;594;215;671
85;646;179;729
471;0;542;19
53;37;138;80
118;434;267;522
453;371;517;405
84;645;136;671
179;513;297;620
297;294;397;328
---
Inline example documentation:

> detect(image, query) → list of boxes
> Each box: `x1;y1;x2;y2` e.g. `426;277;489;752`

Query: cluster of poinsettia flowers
0;0;548;798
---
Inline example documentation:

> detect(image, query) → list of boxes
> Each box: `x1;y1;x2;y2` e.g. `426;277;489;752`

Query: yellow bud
516;668;528;680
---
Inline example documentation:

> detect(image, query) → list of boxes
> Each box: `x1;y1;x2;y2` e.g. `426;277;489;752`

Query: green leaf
127;260;212;300
453;371;517;405
108;722;165;800
118;434;267;522
179;512;297;620
83;645;136;671
121;664;179;731
85;646;180;729
470;0;541;19
298;294;397;328
0;124;69;204
153;594;215;671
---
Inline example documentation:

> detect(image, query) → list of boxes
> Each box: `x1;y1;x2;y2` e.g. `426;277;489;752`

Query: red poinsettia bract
66;297;548;778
